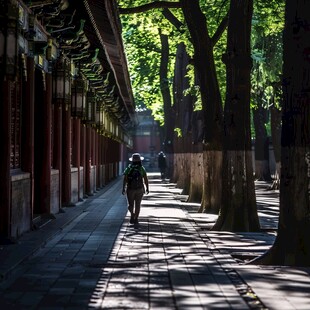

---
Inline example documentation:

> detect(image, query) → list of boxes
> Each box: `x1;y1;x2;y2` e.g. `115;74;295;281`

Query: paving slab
0;175;310;309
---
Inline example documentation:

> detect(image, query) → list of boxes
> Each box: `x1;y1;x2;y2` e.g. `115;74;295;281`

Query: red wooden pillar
33;69;52;214
107;137;111;181
53;103;62;205
85;126;92;195
94;131;99;189
92;128;96;191
72;118;81;168
110;139;114;179
116;141;120;176
40;72;52;213
102;136;107;186
90;129;94;191
62;105;72;205
97;135;102;187
105;137;109;181
72;118;81;200
116;141;121;176
21;57;35;218
80;124;86;198
0;80;12;238
111;140;116;178
106;137;110;181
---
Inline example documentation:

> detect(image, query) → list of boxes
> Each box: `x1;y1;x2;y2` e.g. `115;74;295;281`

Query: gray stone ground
0;174;310;309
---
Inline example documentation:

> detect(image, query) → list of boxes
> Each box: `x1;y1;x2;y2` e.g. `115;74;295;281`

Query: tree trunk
159;30;174;160
172;150;181;183
189;149;203;204
252;102;272;181
175;152;191;194
200;149;222;213
172;42;193;192
270;101;282;189
172;136;191;191
181;0;223;213
213;0;260;232
253;0;310;266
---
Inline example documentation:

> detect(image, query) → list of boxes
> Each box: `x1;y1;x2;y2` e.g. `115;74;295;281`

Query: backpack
158;154;166;168
127;165;144;189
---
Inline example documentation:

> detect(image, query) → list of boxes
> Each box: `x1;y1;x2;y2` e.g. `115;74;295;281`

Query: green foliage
183;64;202;110
118;0;229;124
117;1;187;123
253;0;284;35
174;127;182;137
250;0;284;138
118;0;284;133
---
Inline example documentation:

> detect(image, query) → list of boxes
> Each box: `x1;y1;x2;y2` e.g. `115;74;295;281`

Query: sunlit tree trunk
189;147;203;204
159;30;174;177
270;94;282;189
252;99;272;181
253;0;310;266
172;43;193;192
213;0;260;231
181;0;223;214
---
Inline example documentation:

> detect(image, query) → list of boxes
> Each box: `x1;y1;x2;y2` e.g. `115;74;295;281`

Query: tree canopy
117;0;229;124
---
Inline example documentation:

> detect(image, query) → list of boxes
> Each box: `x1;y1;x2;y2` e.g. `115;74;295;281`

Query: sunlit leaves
117;0;183;121
254;0;284;35
251;0;284;111
174;127;182;137
118;0;284;129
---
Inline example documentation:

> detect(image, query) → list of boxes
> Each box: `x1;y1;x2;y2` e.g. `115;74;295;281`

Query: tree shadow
90;178;310;309
89;216;256;309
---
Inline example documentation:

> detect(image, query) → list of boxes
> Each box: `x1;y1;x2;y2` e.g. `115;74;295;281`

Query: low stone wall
50;169;60;214
11;170;31;239
79;167;84;200
71;167;79;205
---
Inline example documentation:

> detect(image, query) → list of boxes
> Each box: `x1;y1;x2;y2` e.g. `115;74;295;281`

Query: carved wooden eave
83;0;137;128
24;0;136;131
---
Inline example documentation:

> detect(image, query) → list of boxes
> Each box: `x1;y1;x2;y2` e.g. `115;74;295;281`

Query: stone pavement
0;174;310;309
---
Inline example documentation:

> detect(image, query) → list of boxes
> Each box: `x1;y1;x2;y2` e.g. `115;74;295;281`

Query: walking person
122;153;149;225
158;151;167;180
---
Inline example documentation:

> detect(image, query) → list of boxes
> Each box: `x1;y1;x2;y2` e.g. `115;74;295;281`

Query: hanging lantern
104;112;108;131
96;103;106;133
116;124;119;139
18;2;29;57
109;118;113;135
46;38;57;61
71;74;87;118
0;0;19;80
101;109;106;133
104;115;110;136
52;56;71;107
99;108;104;130
95;102;101;129
85;90;96;124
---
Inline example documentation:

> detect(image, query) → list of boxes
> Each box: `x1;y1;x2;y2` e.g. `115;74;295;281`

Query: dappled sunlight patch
234;265;310;309
89;179;287;309
90;205;238;308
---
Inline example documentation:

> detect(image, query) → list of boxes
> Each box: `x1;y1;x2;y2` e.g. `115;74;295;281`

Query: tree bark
213;0;260;231
253;0;310;266
189;149;203;204
119;1;181;14
172;42;193;192
159;30;174;161
270;99;282;189
252;101;272;181
181;0;223;214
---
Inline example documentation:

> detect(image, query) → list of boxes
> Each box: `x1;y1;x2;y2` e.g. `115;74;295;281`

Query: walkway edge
0;177;122;282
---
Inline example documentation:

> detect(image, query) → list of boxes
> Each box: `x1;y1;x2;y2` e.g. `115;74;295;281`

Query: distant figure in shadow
122;153;149;225
158;151;167;180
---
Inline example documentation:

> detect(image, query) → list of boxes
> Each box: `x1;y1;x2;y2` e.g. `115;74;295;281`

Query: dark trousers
126;187;144;219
